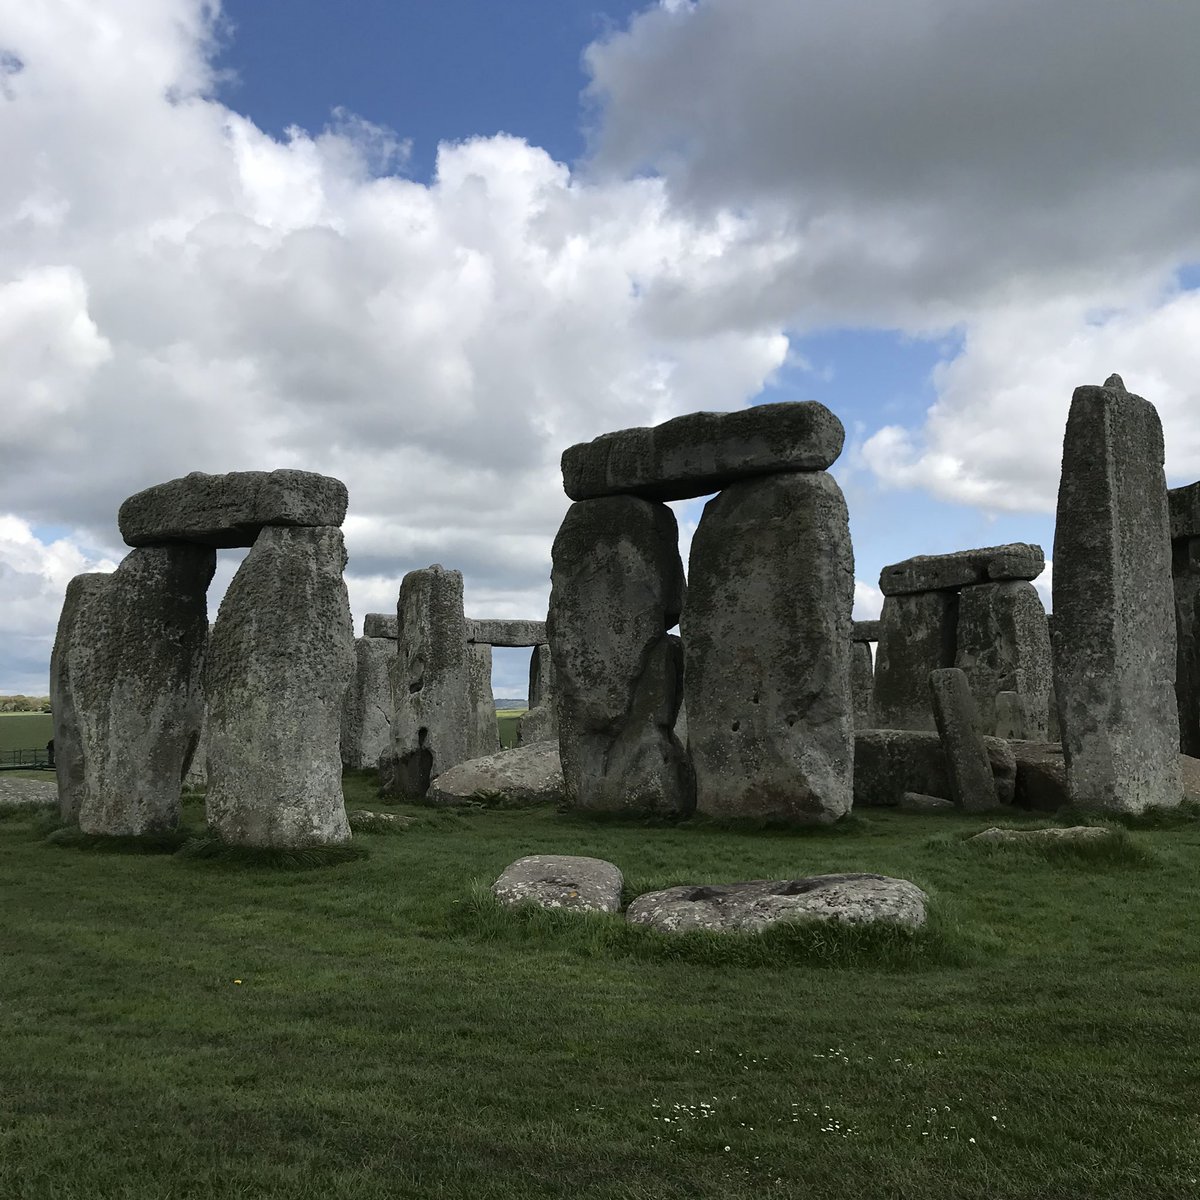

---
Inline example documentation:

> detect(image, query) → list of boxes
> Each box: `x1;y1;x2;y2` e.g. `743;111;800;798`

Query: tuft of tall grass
929;825;1157;869
175;833;369;870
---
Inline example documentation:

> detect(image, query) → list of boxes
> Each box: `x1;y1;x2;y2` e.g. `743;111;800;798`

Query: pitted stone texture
1052;375;1182;812
50;573;112;824
429;740;563;807
899;792;955;813
1172;537;1200;756
466;619;547;647
851;642;874;730
519;644;558;745
549;497;692;816
854;729;1015;808
363;613;398;640
492;854;623;913
930;668;999;813
1169;482;1200;542
562;402;845;503
626;874;928;934
184;706;208;788
119;470;348;548
879;543;1044;597
467;644;499;758
385;565;472;798
62;547;214;836
852;620;882;643
993;692;1028;741
684;472;854;824
970;826;1112;848
340;637;394;771
872;591;958;732
527;643;555;710
517;705;556;746
955;581;1052;739
205;526;353;847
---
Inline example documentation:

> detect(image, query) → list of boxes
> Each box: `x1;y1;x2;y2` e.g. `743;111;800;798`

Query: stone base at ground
1011;745;1200;812
427;740;563;807
854;729;1015;808
625;874;928;933
492;855;623;912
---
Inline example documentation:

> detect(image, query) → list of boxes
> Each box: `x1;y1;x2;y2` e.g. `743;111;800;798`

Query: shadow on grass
926;825;1158;869
175;834;369;870
553;807;874;836
43;823;193;855
451;880;983;971
1053;800;1200;831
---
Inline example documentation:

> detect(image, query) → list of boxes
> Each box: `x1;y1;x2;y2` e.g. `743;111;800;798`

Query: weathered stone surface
674;698;689;746
955;581;1052;739
684;472;854;824
429;740;563;808
853;729;1015;808
930;668;999;813
340;637;394;771
384;565;472;798
993;691;1027;741
549;497;691;816
363;613;398;639
1169;481;1200;542
872;591;958;731
969;826;1113;847
562;402;845;503
492;854;622;913
1172;537;1200;756
50;573;112;824
517;643;558;745
183;705;208;788
851;641;874;730
0;777;57;812
1052;374;1182;812
852;620;882;643
626;874;928;934
527;643;554;709
1010;742;1069;811
347;809;415;830
899;792;955;813
205;526;353;847
466;644;499;758
517;705;556;745
466;619;547;647
60;548;214;836
879;543;1045;597
119;470;348;548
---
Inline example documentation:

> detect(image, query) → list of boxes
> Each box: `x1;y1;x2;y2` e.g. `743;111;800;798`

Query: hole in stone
408;676;424;694
731;720;740;732
417;727;429;747
751;692;760;704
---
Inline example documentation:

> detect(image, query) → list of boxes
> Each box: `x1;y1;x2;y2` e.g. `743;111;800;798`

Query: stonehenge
1170;482;1200;757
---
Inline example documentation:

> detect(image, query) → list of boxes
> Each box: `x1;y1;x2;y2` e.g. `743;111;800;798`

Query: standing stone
929;668;999;813
50;573;113;824
528;643;554;709
340;637;395;771
517;643;558;745
384;564;471;797
684;471;854;823
1170;482;1200;755
467;643;499;758
1052;374;1182;812
955;580;1052;738
65;546;214;836
206;526;353;846
548;496;691;816
184;705;208;788
993;692;1027;741
872;591;958;731
851;641;874;729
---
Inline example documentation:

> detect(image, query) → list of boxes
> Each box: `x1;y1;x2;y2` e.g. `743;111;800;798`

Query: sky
2;0;1200;699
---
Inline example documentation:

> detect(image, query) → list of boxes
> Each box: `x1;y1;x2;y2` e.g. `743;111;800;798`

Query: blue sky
2;0;1199;697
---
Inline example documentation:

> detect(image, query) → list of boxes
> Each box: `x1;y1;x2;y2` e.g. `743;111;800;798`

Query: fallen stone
1052;374;1182;812
854;729;1016;808
466;618;547;647
562;402;845;503
930;668;999;813
363;613;398;639
852;619;882;643
347;810;415;830
851;641;874;730
340;637;395;771
879;543;1045;597
205;526;353;847
684;471;854;824
969;826;1113;847
626;874;928;934
492;854;623;913
899;792;956;813
872;591;958;731
429;740;563;807
549;496;692;816
119;469;348;548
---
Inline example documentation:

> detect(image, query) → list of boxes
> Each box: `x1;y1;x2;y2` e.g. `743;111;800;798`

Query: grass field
0;712;53;754
1;776;1199;1199
497;708;527;749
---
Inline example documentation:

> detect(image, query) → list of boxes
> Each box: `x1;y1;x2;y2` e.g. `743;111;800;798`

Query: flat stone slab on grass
626;873;928;934
492;854;623;913
428;740;563;807
119;470;348;548
969;826;1114;847
561;402;845;503
347;810;415;830
879;543;1045;596
0;777;57;811
899;792;955;813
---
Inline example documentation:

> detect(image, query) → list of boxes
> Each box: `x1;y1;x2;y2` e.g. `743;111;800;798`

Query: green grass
1;783;1199;1199
0;711;53;753
497;707;528;749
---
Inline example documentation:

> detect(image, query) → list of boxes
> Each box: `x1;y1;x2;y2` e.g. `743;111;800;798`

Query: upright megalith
65;546;214;836
341;637;395;771
851;641;874;730
206;526;353;846
549;496;692;816
873;591;959;731
467;643;499;758
1052;374;1182;812
685;470;854;823
518;643;557;744
1169;482;1200;756
383;564;472;797
930;668;999;813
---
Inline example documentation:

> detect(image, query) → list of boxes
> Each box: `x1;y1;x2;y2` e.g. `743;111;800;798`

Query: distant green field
0;712;53;754
497;708;528;749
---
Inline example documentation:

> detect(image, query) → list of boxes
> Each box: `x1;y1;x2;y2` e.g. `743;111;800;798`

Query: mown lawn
0;712;53;753
496;708;527;749
1;777;1198;1200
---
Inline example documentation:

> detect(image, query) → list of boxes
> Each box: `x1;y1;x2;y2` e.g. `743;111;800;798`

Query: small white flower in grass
724;1146;731;1152
969;1138;976;1144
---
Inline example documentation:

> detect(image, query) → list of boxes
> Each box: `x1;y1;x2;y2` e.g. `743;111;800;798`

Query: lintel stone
465;618;547;647
363;613;398;639
879;543;1045;596
1169;481;1200;543
852;619;881;642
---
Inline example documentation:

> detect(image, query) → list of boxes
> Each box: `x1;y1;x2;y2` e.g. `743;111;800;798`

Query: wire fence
0;748;53;771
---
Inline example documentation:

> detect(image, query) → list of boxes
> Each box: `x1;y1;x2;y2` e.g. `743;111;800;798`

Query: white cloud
852;581;883;622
